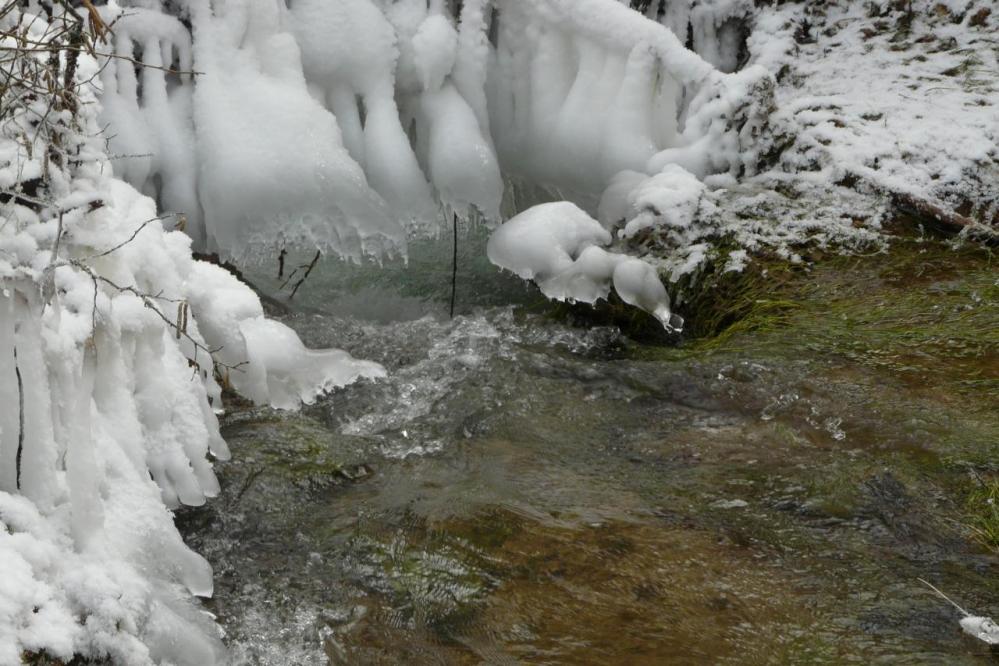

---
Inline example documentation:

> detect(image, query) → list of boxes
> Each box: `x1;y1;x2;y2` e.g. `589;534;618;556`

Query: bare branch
83;214;177;260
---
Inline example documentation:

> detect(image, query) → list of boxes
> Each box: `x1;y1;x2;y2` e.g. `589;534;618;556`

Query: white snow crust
603;0;998;285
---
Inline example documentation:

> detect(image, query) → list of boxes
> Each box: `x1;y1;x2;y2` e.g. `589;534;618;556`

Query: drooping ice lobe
487;202;681;330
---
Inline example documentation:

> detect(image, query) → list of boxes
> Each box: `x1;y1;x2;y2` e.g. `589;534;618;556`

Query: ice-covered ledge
95;0;776;259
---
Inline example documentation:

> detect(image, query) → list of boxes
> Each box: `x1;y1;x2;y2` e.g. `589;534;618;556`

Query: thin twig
450;212;458;318
918;578;970;616
14;347;23;490
83;214;174;259
289;250;321;299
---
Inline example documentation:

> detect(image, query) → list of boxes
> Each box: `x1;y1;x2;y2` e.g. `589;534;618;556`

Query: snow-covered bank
757;0;998;217
0;7;381;664
601;0;998;291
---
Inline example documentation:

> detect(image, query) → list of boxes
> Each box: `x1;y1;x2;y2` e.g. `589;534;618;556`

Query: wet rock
858;472;968;563
711;499;750;510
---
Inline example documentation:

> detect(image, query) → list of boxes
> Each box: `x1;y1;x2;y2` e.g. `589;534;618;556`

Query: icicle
99;27;154;193
138;33;201;246
65;344;105;549
91;329;147;476
0;288;19;493
13;293;61;509
327;86;367;169
420;83;503;221
361;85;439;224
452;0;494;137
289;0;438;227
602;43;660;180
133;331;204;508
526;27;576;177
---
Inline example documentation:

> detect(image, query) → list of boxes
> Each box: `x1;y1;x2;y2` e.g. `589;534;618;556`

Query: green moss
669;254;803;340
640;238;998;404
964;475;999;553
448;508;524;550
346;529;499;642
220;413;370;488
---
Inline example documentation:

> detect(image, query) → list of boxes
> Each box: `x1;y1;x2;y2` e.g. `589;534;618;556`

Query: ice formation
85;0;775;331
597;163;707;238
91;0;774;260
0;6;383;663
625;0;754;74
487;202;681;330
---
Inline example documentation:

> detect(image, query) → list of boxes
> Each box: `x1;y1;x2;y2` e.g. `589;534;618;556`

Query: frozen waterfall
97;0;774;260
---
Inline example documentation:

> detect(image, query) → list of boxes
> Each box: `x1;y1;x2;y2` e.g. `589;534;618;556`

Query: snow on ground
612;0;998;288
760;0;998;213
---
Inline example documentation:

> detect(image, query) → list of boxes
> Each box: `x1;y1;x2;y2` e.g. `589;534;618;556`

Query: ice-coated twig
918;578;969;616
919;578;999;646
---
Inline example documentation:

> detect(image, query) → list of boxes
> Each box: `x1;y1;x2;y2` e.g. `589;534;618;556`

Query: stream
177;233;999;665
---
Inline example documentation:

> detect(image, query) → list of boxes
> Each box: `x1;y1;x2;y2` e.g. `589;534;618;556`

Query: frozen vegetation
0;0;996;663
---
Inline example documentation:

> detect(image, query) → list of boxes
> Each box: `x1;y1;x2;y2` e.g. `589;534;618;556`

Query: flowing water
178;233;999;664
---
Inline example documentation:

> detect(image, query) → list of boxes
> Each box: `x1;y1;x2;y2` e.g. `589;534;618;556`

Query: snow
597;170;649;231
961;616;999;645
755;0;999;216
239;317;386;410
599;0;997;284
96;5;201;244
621;164;706;239
189;0;410;261
486;202;612;283
412;13;459;93
490;0;772;204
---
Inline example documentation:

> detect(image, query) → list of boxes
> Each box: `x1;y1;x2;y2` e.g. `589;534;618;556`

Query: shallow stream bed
178;235;999;664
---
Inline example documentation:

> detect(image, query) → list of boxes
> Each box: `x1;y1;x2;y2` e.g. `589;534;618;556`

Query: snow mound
619;164;707;238
185;260;385;411
752;0;998;227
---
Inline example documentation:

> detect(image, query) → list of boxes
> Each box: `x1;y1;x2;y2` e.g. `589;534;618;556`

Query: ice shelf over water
96;0;774;261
